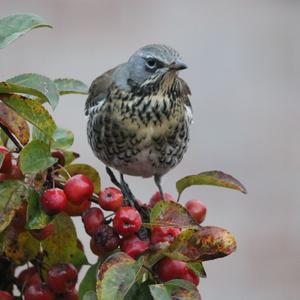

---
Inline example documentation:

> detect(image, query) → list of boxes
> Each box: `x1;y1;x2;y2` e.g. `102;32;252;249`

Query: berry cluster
0;145;209;296
22;263;78;300
80;186;207;286
0;263;79;300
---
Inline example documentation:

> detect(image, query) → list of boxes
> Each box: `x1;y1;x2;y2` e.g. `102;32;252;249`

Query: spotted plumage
86;44;193;194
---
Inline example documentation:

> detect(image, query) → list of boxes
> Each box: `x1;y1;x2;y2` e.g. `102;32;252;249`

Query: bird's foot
105;167;149;221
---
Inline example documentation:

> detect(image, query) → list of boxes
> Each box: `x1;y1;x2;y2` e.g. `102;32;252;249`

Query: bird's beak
169;60;188;71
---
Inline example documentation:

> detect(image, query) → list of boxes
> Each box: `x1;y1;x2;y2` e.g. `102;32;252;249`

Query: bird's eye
145;59;157;69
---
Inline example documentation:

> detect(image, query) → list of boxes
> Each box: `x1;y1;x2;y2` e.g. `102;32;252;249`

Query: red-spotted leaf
165;227;237;262
0;94;56;137
0;14;52;49
3;230;40;265
0;180;27;232
0;101;30;145
96;252;144;300
176;170;247;200
150;200;198;228
58;163;101;193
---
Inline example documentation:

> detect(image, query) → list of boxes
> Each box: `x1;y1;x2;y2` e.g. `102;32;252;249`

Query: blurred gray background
1;1;300;299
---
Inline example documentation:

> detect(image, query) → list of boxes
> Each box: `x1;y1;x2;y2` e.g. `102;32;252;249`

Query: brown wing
85;67;117;115
178;77;192;111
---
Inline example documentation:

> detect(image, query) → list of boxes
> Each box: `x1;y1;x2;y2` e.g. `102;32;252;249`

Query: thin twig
0;123;23;152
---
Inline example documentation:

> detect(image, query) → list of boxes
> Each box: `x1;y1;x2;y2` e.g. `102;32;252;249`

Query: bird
85;44;193;200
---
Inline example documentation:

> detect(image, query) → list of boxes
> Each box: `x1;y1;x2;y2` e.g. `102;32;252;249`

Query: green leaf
79;261;100;299
0;94;56;137
124;281;153;300
83;291;98;300
186;261;206;278
0;129;8;146
26;189;53;230
176;171;247;200
164;279;196;291
7;73;59;110
96;252;144;300
150;201;198;228
51;127;74;149
41;214;88;269
0;81;46;99
0;14;52;49
19;140;57;174
62;150;80;165
150;279;202;300
0;180;27;232
54;78;89;95
32;126;75;150
149;284;171;300
59;163;101;193
165;227;237;262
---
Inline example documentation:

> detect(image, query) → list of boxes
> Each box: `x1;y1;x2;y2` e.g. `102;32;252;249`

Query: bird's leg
154;174;164;199
120;173;150;222
105;167;149;220
119;173;136;207
105;167;122;189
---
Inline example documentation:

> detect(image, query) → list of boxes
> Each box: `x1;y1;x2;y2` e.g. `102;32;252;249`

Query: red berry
121;235;149;258
113;207;142;236
63;199;91;216
51;150;65;167
185;199;207;224
47;263;78;294
64;174;94;205
82;207;105;236
0;290;13;300
30;223;54;240
157;257;199;285
24;284;55;300
0;146;12;173
41;188;67;215
182;269;200;285
151;226;181;244
99;187;123;211
56;289;79;300
149;191;174;208
9;162;24;180
90;225;119;255
18;267;42;289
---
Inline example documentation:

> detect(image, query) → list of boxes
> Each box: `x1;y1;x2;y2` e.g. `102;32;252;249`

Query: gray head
125;44;187;88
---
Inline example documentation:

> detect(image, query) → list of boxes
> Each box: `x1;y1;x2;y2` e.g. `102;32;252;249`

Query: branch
0;123;23;152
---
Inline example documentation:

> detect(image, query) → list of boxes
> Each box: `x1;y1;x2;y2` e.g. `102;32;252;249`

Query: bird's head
125;44;187;90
